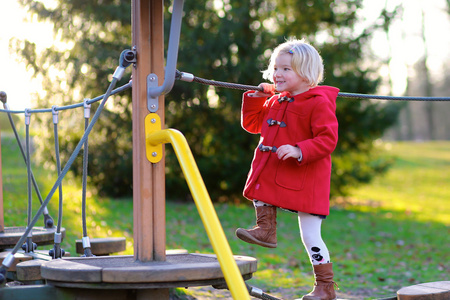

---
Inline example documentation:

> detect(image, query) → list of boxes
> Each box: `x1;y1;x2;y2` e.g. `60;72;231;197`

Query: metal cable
246;284;283;300
1;76;119;267
81;105;94;257
0;54;130;276
25;111;33;252
337;92;450;101
193;76;263;92
176;70;450;102
53;116;63;233
1;100;53;227
0;80;132;115
52;110;64;258
82;116;89;238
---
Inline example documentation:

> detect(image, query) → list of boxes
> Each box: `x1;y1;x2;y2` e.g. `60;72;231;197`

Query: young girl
236;38;339;300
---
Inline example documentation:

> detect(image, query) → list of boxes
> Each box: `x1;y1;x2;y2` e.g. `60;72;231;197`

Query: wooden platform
0;226;65;250
40;253;257;289
75;237;126;256
0;251;33;272
397;281;450;300
16;250;186;282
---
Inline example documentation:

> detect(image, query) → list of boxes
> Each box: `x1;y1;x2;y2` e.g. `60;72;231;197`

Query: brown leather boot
235;206;277;248
301;263;338;300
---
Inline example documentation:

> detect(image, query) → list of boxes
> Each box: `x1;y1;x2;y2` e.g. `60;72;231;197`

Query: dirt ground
171;285;397;299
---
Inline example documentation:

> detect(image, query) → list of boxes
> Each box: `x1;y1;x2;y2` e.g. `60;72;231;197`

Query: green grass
1;134;449;299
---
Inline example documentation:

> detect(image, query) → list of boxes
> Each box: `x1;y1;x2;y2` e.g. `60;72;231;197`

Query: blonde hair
262;38;324;87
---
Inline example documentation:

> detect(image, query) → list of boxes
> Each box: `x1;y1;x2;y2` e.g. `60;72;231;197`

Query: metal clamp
147;0;184;112
84;99;91;119
123;49;137;64
145;113;163;163
1;253;15;268
147;74;159;112
82;236;91;248
24;108;31;125
52;105;59;124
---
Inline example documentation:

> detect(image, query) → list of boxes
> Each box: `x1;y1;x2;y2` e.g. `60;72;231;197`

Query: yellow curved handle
147;128;250;300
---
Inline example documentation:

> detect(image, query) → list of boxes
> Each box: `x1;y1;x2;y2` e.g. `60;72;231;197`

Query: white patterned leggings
254;200;331;265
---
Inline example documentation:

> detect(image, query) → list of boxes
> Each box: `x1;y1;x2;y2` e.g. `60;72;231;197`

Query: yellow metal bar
146;129;250;300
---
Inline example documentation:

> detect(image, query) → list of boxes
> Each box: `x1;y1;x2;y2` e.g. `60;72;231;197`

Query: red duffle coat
242;86;339;215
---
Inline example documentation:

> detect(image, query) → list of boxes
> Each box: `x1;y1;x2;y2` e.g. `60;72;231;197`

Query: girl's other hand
276;144;301;161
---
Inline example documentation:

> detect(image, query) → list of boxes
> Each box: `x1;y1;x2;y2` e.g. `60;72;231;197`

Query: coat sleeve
241;91;270;134
296;97;338;164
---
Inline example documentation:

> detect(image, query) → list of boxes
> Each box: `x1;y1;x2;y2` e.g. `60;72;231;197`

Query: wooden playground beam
131;0;166;263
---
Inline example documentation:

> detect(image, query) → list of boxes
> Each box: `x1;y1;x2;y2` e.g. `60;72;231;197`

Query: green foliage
14;0;402;200
166;0;403;200
14;0;133;197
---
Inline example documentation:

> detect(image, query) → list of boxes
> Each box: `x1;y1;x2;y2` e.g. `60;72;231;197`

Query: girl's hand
248;83;275;97
276;144;302;161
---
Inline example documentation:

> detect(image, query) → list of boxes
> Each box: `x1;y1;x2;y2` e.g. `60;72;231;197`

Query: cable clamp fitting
249;286;263;297
123;49;137;64
113;49;135;81
54;232;62;243
2;253;15;268
0;91;7;104
177;70;194;82
113;66;126;81
24;108;31;125
84;99;91;119
82;236;91;248
52;105;59;124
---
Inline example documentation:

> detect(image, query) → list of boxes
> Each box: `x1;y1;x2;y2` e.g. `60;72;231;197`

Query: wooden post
132;0;166;263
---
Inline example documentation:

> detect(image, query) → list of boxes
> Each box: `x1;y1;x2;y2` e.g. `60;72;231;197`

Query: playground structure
0;0;449;299
0;0;258;299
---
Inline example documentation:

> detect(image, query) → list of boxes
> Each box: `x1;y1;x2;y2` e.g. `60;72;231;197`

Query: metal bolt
152;152;157;157
151;118;156;123
151;104;156;109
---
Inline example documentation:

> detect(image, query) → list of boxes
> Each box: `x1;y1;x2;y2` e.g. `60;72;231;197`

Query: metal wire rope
0;95;54;227
0;60;130;278
82;100;94;257
24;109;34;253
0;80;132;115
176;70;450;102
2;79;117;266
51;106;64;258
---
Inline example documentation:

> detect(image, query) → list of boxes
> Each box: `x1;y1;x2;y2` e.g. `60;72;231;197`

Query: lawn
1;128;449;299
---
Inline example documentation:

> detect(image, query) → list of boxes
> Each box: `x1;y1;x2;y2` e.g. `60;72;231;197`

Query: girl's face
273;53;310;95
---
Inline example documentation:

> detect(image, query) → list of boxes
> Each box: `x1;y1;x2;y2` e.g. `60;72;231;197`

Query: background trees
15;0;401;200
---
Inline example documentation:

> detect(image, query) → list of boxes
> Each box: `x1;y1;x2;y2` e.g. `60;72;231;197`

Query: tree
14;0;133;196
15;0;401;200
